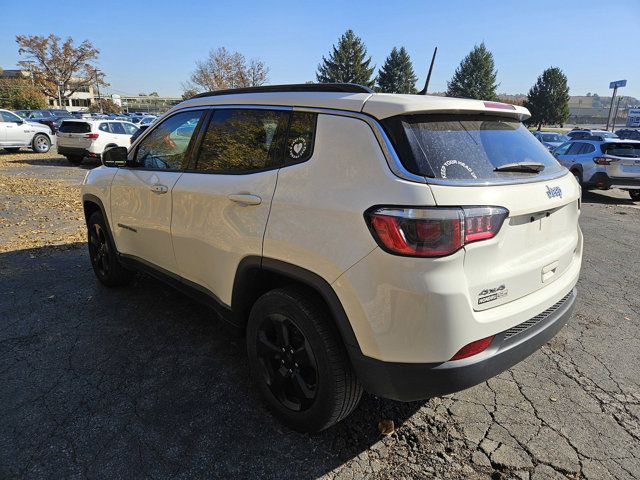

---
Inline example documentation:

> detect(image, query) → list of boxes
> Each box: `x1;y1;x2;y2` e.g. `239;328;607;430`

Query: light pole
611;96;623;132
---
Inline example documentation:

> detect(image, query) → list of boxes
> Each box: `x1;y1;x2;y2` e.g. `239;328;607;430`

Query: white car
56;119;139;164
0;109;55;153
81;84;583;432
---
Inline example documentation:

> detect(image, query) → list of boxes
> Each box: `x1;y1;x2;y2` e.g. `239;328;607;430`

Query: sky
1;0;639;99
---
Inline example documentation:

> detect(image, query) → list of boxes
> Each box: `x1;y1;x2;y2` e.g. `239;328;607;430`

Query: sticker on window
440;160;477;179
289;137;308;159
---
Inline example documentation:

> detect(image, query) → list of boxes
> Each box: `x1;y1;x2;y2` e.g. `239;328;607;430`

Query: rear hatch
57;121;93;148
383;113;581;311
600;142;640;179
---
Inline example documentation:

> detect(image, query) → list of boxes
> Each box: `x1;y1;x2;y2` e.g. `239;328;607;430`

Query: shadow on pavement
0;244;422;479
0;155;99;169
581;189;637;206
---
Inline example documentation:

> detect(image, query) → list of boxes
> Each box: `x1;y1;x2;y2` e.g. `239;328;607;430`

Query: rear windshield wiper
494;162;545;173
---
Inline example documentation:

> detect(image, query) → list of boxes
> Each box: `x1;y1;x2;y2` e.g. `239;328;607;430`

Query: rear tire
32;134;50;153
630;190;640;202
66;155;83;165
246;286;362;432
87;211;133;287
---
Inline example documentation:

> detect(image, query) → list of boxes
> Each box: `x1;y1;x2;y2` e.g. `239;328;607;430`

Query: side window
580;143;595;154
122;123;138;135
553;143;572;155
566;142;584;155
284;112;317;164
110;122;126;135
99;123;111;133
135;110;204;170
194;109;288;173
1;111;23;122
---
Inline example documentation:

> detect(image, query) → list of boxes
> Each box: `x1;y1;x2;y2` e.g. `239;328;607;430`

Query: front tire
32;134;50;153
246;286;362;432
87;211;133;287
630;190;640;202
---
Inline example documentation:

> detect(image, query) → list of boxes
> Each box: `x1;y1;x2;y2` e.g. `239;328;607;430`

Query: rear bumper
57;146;98;158
348;288;576;401
587;172;640;190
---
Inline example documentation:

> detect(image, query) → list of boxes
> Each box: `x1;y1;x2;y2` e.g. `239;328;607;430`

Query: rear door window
99;123;111;133
383;114;564;181
58;121;91;133
566;142;585;155
194;109;289;173
110;122;126;135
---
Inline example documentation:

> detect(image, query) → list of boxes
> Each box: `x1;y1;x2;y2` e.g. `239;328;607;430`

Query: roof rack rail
191;83;373;99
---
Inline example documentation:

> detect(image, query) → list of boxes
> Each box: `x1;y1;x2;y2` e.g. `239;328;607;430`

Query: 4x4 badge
546;185;562;199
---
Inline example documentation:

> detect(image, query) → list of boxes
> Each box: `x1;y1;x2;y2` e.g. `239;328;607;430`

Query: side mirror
102;146;128;167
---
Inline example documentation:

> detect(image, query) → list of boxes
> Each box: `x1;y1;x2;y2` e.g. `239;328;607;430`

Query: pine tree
524;67;570;130
316;30;375;88
446;42;498;100
377;47;418;94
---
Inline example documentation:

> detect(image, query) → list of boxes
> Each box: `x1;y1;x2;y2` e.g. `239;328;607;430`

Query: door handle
150;184;168;194
227;194;262;205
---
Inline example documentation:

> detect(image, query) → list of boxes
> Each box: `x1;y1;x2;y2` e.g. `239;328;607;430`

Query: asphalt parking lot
1;151;639;480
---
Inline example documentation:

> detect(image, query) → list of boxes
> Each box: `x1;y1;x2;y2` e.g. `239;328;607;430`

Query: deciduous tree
15;34;106;100
377;47;417;94
186;47;269;92
524;67;570;130
446;42;498;100
316;30;375;88
0;78;47;109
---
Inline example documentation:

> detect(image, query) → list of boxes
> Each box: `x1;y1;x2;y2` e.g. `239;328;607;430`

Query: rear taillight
450;336;494;361
593;156;611;165
365;206;508;257
85;133;99;139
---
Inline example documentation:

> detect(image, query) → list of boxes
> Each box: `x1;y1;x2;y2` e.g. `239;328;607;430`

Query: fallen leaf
378;419;395;436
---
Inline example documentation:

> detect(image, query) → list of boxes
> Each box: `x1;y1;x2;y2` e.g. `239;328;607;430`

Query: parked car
532;131;569;150
567;129;618;141
553;139;640;200
24;109;73;133
56;119;138;164
0;109;55;153
614;129;640;141
13;109;33;119
82;84;582;432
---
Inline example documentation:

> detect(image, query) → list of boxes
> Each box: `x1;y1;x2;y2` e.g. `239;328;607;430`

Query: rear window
601;143;640;158
541;133;567;143
58;121;91;134
384;114;564;181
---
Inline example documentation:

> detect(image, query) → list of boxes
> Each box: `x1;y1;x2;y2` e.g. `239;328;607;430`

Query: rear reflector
85;133;99;139
366;206;508;257
450;336;494;361
483;101;516;110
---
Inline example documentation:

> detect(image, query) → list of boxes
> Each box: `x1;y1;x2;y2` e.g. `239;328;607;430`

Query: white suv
0;109;54;153
57;119;139;164
81;84;583;432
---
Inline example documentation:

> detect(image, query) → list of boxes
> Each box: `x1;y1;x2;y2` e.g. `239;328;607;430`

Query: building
0;68;95;112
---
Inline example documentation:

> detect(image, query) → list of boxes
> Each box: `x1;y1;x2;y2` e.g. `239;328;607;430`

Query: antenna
418;47;438;95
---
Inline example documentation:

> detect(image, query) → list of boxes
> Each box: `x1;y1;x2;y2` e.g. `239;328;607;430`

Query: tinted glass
136;110;203;170
581;144;595;154
1;111;22;122
566;143;585;155
110;122;126;134
58;121;91;133
195;109;288;173
285;112;317;163
601;143;640;158
541;133;567;143
384;114;563;181
99;123;111;133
